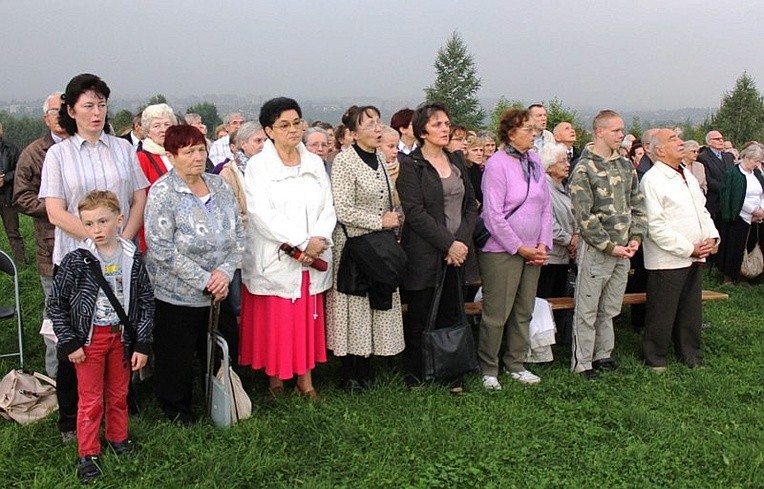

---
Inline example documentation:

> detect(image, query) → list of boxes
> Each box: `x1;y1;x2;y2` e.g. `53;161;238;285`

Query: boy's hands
68;348;86;364
131;352;148;371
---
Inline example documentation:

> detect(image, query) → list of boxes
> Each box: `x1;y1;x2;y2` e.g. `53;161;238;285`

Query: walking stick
205;297;221;414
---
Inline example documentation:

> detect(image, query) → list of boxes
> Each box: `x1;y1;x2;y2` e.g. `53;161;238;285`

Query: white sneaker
482;375;502;390
509;369;541;385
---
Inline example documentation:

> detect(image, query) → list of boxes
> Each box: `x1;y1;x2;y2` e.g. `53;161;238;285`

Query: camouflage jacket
569;144;647;254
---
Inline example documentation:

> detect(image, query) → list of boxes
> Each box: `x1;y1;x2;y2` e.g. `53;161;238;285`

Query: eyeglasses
520;125;534;132
359;121;382;132
709;137;724;141
45;108;60;116
272;119;306;131
307;142;328;148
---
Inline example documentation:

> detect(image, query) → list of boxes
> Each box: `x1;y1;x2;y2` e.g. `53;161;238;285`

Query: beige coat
325;147;404;357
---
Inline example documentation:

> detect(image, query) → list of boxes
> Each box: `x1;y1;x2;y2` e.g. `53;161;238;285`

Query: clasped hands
299;236;329;266
691;238;718;259
612;240;640;259
518;244;549;266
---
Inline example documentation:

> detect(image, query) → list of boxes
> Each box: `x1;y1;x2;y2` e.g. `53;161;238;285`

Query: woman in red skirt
240;97;336;399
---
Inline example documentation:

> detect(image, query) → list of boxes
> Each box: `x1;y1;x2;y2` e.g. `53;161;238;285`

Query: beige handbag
0;370;58;425
741;225;763;279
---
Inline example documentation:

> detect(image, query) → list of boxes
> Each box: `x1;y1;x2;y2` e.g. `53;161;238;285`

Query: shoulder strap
141;151;166;178
83;252;132;332
32;371;56;388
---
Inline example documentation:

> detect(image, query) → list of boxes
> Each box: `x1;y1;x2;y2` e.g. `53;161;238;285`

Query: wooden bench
462;290;729;315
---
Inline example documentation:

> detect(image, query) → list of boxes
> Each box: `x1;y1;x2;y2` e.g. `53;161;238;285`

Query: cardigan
720;164;764;222
48;238;154;359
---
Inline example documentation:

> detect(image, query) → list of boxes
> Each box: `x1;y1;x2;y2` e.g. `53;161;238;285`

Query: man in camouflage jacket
568;110;647;379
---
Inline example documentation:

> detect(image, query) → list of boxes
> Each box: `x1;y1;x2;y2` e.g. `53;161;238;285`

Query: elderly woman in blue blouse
144;125;243;424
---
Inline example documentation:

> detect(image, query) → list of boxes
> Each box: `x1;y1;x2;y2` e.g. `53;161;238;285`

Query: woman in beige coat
325;105;405;391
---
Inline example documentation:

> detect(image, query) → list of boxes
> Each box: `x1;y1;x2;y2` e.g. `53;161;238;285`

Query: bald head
652;128;684;167
553;122;577;147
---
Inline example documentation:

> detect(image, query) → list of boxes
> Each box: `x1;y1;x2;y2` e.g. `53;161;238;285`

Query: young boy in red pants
48;190;154;483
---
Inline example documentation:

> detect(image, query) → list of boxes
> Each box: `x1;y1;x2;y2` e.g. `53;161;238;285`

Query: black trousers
153;299;237;421
717;218;764;281
56;356;78;432
643;265;703;367
402;266;463;387
537;263;573;344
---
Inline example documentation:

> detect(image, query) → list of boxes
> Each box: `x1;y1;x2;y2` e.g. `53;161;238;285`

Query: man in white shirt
640;128;719;372
208;112;245;165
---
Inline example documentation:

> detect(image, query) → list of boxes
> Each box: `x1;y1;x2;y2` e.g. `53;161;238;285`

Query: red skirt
239;271;327;380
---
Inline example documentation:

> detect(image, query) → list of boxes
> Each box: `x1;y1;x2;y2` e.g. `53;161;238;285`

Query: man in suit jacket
120;112;144;151
697;130;734;221
553;122;580;163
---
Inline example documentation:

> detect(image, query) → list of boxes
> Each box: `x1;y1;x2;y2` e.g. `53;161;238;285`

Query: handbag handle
424;263;468;332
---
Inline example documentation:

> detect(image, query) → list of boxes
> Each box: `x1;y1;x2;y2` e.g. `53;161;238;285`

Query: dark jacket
48;240;154;359
396;148;478;290
698;148;735;214
12;133;56;276
720;164;764;222
0;138;20;206
636;154;653;181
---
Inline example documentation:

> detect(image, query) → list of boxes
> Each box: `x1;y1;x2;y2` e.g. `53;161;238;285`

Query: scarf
504;144;541;183
235;150;249;173
141;137;166;156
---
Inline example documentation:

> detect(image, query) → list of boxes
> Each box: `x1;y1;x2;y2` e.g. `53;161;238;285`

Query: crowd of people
0;72;758;482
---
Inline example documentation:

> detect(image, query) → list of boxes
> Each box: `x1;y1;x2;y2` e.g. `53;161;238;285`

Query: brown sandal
294;385;319;400
268;385;285;399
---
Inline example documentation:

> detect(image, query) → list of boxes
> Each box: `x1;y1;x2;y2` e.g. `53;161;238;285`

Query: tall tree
187;102;222;134
148;94;167;105
545;97;590;146
424;31;485;130
708;71;764;146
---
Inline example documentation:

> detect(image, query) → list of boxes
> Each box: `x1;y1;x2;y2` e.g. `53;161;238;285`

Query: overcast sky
3;0;763;110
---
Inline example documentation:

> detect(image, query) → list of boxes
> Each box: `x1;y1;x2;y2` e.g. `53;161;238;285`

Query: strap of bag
506;173;531;220
141;151;166;178
424;263;468;332
84;253;132;334
31;371;56;389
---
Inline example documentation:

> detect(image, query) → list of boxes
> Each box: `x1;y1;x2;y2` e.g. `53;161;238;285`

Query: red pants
74;326;130;457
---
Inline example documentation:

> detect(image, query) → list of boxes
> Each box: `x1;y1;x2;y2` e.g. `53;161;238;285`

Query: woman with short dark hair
396;102;478;393
144;124;243;423
239;97;336;399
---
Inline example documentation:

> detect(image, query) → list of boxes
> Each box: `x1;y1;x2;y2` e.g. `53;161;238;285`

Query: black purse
421;265;479;381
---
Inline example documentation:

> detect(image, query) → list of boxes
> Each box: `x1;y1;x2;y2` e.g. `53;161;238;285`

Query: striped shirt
39;132;149;265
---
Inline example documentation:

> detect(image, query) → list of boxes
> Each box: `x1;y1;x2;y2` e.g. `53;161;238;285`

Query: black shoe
78;455;102;483
579;369;599;380
592;357;619;372
108;439;138;456
341;379;363;392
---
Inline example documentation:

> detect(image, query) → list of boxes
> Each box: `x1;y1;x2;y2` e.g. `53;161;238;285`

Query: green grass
1;215;763;488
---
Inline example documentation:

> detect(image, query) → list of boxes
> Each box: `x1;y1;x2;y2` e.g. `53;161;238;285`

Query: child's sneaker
108;439;138;456
78;455;102;483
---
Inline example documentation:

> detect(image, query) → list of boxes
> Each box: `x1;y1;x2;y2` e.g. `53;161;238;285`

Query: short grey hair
184;113;202;124
643;128;660;156
739;143;764;162
43;91;63;113
684;140;700;152
705;130;721;145
224;112;244;125
303;127;328;144
235;121;264;145
540;142;568;171
141;103;176;130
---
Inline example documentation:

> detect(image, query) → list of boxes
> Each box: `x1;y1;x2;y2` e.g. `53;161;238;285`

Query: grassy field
0;216;762;488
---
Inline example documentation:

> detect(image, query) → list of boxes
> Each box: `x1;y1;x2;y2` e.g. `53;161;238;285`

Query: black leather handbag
421;266;479;381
